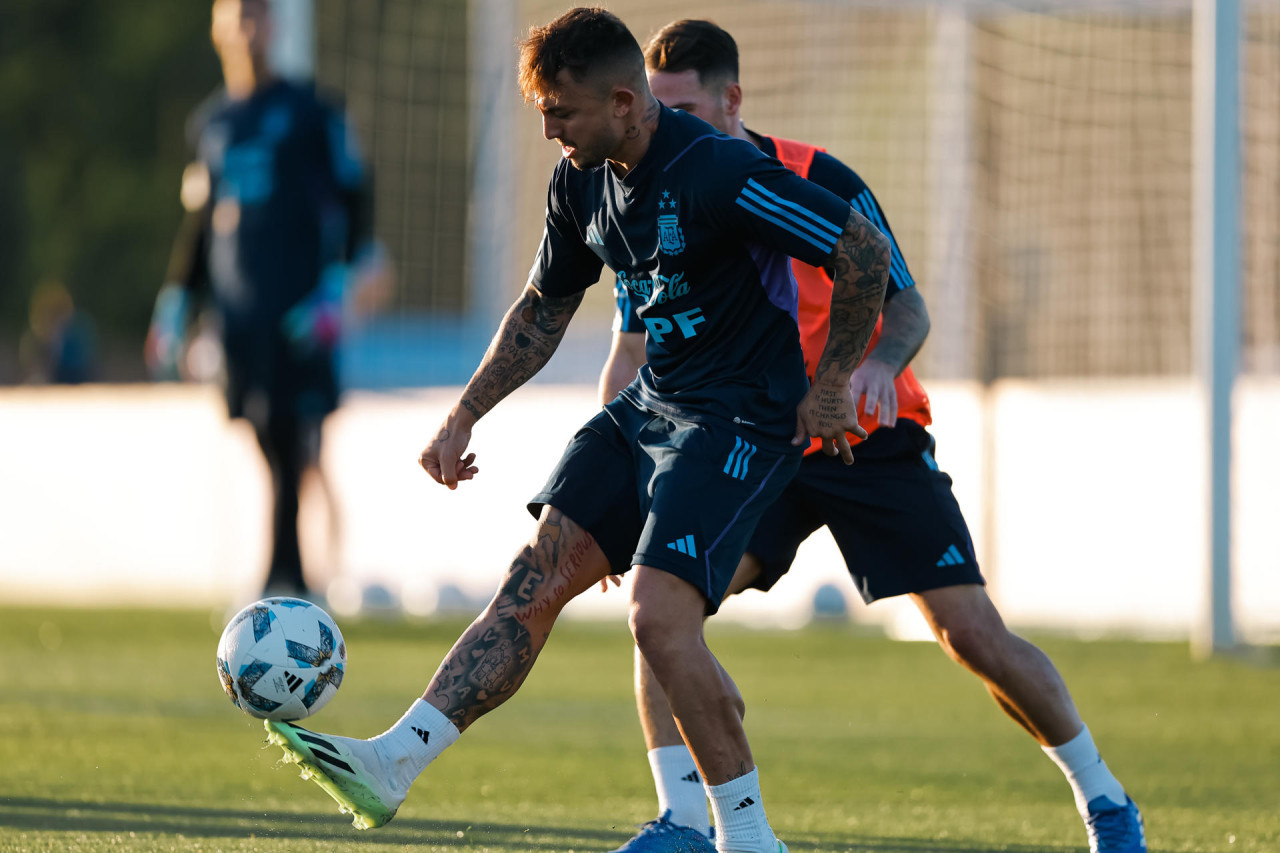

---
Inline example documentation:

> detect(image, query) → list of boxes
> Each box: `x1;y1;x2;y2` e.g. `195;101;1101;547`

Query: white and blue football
216;597;346;721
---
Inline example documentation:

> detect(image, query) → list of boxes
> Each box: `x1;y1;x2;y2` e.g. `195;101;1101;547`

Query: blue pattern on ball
236;659;283;713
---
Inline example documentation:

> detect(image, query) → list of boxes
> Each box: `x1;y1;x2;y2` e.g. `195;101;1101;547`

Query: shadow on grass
0;796;1078;852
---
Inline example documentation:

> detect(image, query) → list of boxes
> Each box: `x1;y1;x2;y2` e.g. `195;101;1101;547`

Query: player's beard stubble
560;125;621;171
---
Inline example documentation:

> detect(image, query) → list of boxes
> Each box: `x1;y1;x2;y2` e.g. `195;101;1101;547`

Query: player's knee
627;604;662;656
937;618;1005;677
727;680;746;721
628;603;688;664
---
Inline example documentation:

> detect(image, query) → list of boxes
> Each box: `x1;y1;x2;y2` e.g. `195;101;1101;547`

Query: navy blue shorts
746;422;983;603
530;397;803;614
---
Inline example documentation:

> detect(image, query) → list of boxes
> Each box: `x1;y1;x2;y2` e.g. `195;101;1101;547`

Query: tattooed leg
421;506;611;732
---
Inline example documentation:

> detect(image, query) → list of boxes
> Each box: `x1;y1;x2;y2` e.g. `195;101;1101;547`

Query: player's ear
723;82;744;119
612;83;641;119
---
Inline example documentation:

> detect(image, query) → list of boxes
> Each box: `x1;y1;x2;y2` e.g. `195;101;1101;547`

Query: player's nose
541;115;561;141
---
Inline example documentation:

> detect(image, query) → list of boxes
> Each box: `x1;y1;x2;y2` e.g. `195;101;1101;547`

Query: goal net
314;0;1280;384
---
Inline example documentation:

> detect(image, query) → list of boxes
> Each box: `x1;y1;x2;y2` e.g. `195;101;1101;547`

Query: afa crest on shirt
657;189;685;255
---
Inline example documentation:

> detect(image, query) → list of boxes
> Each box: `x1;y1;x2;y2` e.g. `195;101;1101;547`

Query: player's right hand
419;412;479;489
795;378;866;465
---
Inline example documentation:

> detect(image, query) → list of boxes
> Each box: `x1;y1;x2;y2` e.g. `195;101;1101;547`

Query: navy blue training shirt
615;131;914;330
530;106;853;447
188;79;369;350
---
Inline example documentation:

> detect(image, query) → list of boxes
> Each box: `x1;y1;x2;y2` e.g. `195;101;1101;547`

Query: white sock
368;699;460;793
1042;725;1127;814
706;767;777;853
648;744;711;837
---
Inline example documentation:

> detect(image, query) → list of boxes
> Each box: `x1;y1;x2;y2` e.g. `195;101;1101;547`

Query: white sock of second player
648;744;712;837
1042;724;1127;814
707;767;778;853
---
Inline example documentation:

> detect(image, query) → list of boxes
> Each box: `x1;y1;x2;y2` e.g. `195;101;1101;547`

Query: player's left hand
849;359;898;427
795;379;866;465
597;574;623;593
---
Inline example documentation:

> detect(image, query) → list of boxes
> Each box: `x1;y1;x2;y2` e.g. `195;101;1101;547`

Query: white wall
0;380;1276;643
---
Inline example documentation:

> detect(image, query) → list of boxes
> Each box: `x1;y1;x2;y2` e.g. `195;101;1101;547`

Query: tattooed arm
420;282;585;488
795;207;892;463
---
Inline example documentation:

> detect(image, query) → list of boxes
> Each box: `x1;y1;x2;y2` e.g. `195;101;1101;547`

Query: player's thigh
633;417;802;612
494;505;614;622
810;453;984;603
527;406;646;577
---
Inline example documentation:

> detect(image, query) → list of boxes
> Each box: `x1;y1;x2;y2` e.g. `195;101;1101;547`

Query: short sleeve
697;139;852;270
807;152;915;296
528;167;604;297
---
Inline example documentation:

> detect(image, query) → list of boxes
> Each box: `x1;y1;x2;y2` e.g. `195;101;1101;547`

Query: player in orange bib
599;20;1145;853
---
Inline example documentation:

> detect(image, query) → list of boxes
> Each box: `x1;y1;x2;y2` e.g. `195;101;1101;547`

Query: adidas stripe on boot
264;720;407;829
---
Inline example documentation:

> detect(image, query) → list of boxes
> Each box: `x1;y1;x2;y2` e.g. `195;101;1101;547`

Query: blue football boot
1084;795;1147;853
609;810;716;853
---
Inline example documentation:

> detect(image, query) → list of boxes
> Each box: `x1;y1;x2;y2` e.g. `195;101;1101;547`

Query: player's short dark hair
643;19;739;86
518;7;645;102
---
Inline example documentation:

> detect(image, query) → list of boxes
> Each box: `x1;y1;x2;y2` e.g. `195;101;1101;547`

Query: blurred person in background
19;280;97;384
595;20;1145;853
147;0;387;601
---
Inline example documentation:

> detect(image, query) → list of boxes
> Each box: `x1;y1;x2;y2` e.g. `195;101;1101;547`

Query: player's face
648;69;732;135
211;0;272;65
537;70;624;171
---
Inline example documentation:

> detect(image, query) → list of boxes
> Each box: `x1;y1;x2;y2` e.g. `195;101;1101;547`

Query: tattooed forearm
424;509;599;731
459;283;584;419
815;208;891;385
864;286;930;376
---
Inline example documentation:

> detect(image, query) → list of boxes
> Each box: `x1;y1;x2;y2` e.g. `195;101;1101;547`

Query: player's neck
606;95;662;177
736;122;764;151
222;56;275;100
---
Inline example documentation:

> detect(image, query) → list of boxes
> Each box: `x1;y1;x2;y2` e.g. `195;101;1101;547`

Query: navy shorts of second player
529;395;803;613
746;421;985;603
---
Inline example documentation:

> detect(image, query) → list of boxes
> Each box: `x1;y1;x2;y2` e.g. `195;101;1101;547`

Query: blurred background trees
0;0;220;381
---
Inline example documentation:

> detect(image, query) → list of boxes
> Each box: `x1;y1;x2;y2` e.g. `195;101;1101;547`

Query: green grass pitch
0;606;1276;852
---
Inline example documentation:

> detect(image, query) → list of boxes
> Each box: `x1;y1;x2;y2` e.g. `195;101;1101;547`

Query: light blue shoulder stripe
854;190;914;289
745;179;841;240
734;197;834;253
852;194;909;287
740;185;839;247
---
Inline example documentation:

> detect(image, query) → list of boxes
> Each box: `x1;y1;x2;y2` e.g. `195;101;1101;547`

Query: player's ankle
706;768;775;853
368;698;460;791
649;744;711;836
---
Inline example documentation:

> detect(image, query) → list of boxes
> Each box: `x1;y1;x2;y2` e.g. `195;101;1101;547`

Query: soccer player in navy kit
261;9;890;852
149;0;380;600
598;20;1145;853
